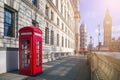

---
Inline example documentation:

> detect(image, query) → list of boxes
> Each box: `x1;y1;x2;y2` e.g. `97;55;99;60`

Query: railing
88;52;120;80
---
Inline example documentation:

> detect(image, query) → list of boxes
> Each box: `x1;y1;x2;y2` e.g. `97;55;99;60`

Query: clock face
106;21;110;24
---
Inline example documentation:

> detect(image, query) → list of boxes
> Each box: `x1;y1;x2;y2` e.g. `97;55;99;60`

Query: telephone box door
19;37;32;75
34;36;42;73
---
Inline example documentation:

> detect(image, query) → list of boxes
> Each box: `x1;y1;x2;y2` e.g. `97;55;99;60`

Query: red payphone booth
19;26;42;75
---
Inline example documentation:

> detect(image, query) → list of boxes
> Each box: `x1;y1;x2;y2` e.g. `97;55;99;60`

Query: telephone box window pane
21;40;30;68
36;40;40;67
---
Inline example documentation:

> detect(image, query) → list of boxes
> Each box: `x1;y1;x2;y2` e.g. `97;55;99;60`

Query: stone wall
0;0;76;55
88;53;120;80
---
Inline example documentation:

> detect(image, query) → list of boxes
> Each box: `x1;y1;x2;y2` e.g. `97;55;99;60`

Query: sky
80;0;120;46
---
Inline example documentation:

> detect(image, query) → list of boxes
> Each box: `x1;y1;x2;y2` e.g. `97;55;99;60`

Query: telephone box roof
19;26;42;34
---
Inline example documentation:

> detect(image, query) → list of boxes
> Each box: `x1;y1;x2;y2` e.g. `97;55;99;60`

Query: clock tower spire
103;9;112;48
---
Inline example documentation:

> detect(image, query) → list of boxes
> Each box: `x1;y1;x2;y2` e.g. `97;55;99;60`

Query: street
0;55;90;80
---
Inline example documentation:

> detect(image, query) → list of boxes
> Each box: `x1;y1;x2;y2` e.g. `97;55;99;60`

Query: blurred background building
72;0;81;53
111;37;120;52
80;23;87;52
103;9;120;52
88;36;94;51
103;9;112;49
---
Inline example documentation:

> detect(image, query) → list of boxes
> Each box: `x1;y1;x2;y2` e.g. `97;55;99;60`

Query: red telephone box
19;26;42;75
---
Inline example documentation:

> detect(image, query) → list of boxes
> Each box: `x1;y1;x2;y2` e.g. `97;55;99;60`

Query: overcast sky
80;0;120;46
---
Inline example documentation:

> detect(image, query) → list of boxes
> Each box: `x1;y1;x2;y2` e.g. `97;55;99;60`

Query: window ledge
21;0;38;11
3;36;18;40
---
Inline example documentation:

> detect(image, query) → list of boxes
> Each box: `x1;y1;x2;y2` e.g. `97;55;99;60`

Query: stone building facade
80;23;87;51
0;0;80;73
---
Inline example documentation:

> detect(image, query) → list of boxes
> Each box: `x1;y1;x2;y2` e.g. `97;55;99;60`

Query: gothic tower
104;9;112;48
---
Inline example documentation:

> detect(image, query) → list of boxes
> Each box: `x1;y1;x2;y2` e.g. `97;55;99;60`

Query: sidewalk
0;55;90;80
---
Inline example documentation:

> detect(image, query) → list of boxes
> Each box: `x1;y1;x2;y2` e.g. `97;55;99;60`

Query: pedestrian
74;50;76;55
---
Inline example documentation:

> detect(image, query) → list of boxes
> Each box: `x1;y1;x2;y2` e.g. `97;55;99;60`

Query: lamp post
90;36;92;52
98;24;100;50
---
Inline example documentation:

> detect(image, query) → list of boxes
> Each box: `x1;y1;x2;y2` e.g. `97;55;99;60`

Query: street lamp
98;24;100;50
90;36;92;52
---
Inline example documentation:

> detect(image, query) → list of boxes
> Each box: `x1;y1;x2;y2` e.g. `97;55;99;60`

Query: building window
45;27;49;44
50;30;54;45
65;27;67;32
36;40;40;67
61;0;63;14
57;34;59;46
32;0;37;7
68;30;70;36
56;0;58;9
65;38;67;48
32;19;39;27
45;5;49;17
64;7;66;19
4;5;17;37
68;40;70;48
57;18;59;25
62;36;64;47
67;14;69;22
62;23;64;30
51;11;54;20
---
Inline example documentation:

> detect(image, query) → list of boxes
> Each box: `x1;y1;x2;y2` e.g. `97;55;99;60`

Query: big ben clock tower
104;9;112;48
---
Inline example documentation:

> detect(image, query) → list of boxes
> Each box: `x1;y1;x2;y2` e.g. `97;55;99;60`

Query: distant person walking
74;50;76;55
